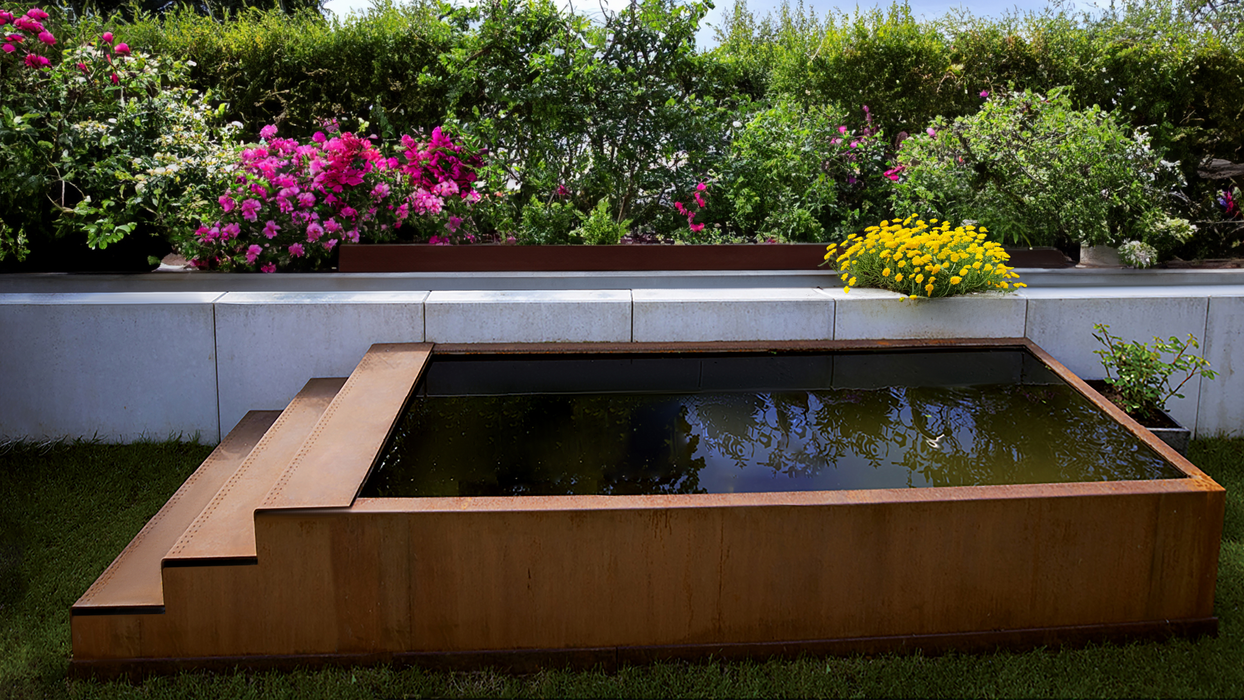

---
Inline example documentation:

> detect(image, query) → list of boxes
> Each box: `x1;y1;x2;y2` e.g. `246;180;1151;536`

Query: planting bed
70;339;1224;677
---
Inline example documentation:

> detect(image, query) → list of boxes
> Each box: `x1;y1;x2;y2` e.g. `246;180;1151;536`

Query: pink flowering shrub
182;122;486;271
0;8;55;73
673;182;710;234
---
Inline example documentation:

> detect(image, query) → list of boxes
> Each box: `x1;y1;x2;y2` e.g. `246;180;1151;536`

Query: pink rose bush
1;8;55;71
187;121;486;271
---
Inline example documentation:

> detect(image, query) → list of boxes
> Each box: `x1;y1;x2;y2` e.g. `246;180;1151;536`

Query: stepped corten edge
70;339;1224;679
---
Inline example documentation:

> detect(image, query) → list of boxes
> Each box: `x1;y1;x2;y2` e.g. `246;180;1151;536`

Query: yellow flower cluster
826;216;1026;299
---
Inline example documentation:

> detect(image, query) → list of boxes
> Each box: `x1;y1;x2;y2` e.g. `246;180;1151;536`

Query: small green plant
1091;323;1217;419
518;197;578;245
572;198;631;245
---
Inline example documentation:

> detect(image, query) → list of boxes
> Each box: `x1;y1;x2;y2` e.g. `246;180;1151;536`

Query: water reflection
363;353;1183;498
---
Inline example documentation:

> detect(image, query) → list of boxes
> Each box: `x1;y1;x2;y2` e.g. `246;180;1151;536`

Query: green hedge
123;2;459;137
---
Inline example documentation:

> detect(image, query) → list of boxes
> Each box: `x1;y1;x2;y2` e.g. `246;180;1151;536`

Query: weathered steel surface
71;410;279;615
339;243;834;272
166;378;345;565
337;244;1072;273
259;343;431;510
70;338;1225;672
71;478;1223;662
433;337;1030;355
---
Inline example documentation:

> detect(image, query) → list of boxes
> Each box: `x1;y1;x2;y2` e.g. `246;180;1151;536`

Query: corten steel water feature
69;339;1224;678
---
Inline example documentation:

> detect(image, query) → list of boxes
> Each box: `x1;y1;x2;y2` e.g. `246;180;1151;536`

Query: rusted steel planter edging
337;243;1074;273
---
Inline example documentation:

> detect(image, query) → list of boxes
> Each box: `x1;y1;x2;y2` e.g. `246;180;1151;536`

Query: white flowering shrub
1118;240;1159;268
0;29;239;265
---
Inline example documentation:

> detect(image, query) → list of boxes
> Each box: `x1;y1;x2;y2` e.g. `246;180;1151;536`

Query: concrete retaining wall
3;279;1243;442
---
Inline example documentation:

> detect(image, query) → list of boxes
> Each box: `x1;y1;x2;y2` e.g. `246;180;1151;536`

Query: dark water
361;349;1184;498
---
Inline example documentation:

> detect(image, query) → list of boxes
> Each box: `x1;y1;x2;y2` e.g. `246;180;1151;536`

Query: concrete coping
4;266;1244;293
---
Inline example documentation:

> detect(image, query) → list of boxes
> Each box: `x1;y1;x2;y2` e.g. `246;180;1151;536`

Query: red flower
12;16;41;32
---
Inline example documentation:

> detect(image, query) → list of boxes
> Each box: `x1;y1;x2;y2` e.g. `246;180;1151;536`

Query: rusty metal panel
260;343;431;510
71;410;279;615
165;378;345;565
337;244;1071;273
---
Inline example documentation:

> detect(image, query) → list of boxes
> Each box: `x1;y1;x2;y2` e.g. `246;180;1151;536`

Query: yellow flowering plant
828;216;1025;298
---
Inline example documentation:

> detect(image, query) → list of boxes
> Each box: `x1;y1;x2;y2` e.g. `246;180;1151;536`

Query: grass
1;436;1243;699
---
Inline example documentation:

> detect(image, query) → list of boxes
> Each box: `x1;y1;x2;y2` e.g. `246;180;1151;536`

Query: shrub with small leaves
0;25;239;264
1092;323;1217;420
890;87;1182;251
715;100;894;242
517;197;577;246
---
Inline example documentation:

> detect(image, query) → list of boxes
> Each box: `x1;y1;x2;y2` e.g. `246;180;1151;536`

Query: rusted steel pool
70;339;1224;677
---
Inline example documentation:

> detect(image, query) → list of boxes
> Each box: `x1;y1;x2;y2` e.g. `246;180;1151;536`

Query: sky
319;0;1106;49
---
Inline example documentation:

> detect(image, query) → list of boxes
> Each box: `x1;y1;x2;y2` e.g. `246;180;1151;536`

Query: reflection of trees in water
366;395;706;498
870;385;1175;487
686;388;908;478
365;383;1180;498
684;385;1176;488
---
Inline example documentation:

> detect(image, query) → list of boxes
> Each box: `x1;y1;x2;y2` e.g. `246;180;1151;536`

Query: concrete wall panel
1198;295;1244;437
0;293;221;442
633;288;833;342
830;290;1027;340
3;282;1242;441
1022;288;1210;432
214;292;426;436
425;290;631;343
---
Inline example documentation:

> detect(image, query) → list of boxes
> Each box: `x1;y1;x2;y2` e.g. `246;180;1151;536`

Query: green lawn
2;436;1242;699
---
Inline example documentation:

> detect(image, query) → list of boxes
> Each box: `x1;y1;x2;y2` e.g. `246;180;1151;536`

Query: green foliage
52;0;323;23
891;87;1181;248
720;0;1244;247
434;0;734;239
716;102;835;242
1092;322;1218;418
572;197;630;245
123;2;458;139
518;196;577;245
714;100;895;242
770;3;952;140
0;17;238;266
5;0;1244;267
